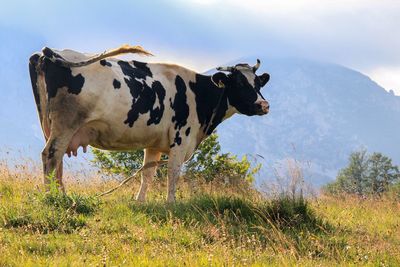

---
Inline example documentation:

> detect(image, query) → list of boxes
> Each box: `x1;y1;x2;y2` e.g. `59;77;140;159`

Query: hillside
1;166;399;266
217;58;400;186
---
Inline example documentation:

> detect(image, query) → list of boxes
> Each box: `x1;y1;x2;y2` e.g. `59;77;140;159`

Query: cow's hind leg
136;149;161;202
42;133;73;192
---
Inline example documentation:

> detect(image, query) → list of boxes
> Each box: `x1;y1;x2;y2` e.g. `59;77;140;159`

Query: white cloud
180;0;400;93
367;67;400;95
2;0;399;93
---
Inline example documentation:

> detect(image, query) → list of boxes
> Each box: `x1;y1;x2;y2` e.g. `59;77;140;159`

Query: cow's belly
93;122;170;152
66;118;171;157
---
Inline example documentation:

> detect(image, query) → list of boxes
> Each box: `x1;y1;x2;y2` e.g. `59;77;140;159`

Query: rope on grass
98;160;168;197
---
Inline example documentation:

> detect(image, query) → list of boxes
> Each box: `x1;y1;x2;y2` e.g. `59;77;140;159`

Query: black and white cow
28;45;270;202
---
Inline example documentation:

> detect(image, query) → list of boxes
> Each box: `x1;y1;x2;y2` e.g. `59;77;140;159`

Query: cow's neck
189;74;233;136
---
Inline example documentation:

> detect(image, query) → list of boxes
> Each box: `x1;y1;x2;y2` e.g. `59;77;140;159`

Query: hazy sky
1;0;399;94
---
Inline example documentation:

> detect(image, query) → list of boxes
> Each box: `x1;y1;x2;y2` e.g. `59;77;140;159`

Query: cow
28;44;270;202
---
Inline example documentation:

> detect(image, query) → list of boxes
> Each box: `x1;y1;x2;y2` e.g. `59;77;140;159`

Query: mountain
1;31;399;186
216;58;400;186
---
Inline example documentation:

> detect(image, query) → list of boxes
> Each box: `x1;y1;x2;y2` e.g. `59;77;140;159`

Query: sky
1;0;399;94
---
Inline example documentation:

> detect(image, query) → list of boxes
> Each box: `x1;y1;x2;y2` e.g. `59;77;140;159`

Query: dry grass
0;160;399;266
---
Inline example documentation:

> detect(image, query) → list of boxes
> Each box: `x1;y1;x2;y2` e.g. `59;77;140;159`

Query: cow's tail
41;44;153;68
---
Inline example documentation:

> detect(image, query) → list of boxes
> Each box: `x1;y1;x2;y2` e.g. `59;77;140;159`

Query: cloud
178;0;400;63
177;0;400;92
368;67;400;94
1;0;399;92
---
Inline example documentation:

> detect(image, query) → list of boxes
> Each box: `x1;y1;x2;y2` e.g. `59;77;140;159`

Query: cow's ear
259;73;270;87
211;72;228;89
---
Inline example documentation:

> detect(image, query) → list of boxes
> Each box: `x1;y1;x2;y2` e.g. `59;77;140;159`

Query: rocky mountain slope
217;58;400;186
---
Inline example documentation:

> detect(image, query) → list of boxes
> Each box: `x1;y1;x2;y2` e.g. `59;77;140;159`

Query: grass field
0;162;399;266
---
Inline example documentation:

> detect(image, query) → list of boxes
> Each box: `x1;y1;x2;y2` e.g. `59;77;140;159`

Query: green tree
185;134;261;183
324;150;400;195
91;149;144;177
92;133;260;184
367;153;400;194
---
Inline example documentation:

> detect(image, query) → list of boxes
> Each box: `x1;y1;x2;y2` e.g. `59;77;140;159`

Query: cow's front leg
55;161;65;191
167;148;186;203
136;148;161;202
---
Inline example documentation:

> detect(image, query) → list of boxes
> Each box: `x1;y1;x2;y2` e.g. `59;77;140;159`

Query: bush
91;149;145;177
92;133;261;184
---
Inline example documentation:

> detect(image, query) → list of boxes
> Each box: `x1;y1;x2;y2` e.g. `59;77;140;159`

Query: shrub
92;133;261;184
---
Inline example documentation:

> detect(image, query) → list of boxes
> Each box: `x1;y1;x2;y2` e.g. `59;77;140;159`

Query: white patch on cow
255;92;264;103
240;69;256;87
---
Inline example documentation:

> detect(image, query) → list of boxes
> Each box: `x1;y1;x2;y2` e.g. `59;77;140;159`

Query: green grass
0;172;399;266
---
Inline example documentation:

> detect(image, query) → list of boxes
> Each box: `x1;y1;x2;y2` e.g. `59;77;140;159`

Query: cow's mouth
255;103;269;115
256;110;269;115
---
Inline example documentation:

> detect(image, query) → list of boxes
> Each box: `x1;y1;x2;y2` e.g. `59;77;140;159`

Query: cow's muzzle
255;100;269;115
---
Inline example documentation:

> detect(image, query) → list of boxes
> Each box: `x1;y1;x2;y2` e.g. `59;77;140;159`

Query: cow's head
211;59;270;116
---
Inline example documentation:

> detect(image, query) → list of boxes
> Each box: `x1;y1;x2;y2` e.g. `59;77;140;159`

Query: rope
204;86;226;135
98;160;168;197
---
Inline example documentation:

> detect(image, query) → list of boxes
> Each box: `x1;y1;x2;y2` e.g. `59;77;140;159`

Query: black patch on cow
100;59;112;67
185;127;191;136
133;61;153;77
41;47;68;66
118;60;152;80
147;81;166;125
41;57;85;99
167;75;190;148
174;131;182;146
118;60;165;127
113;79;121;89
42;47;63;59
169;76;190;146
29;53;41;115
48;139;57;159
170;75;189;130
189;74;228;135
